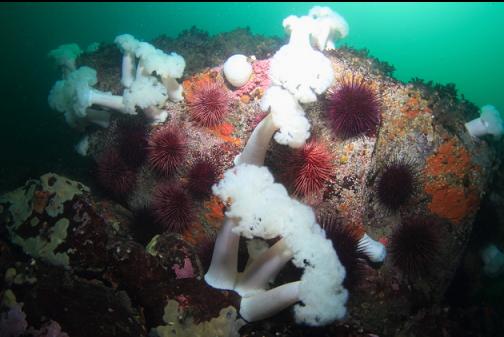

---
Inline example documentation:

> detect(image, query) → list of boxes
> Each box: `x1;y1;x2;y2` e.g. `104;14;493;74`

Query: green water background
1;2;503;189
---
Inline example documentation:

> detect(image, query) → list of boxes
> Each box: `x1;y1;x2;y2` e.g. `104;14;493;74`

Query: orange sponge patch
423;137;480;224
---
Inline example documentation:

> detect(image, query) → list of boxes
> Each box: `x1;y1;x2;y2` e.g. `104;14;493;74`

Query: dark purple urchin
389;217;441;279
147;124;187;175
187;81;230;127
377;160;418;211
96;149;137;200
326;76;381;139
187;159;218;200
116;118;149;169
151;183;194;233
319;215;368;290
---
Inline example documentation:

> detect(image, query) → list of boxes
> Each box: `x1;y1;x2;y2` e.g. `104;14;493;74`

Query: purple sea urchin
377;160;418;211
187;159;218;200
147;124;187;175
326;76;380;139
96;149;136;199
389;217;441;278
152;183;194;233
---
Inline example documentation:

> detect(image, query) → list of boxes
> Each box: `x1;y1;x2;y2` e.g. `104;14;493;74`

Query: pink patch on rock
231;59;270;99
174;295;191;310
172;257;195;279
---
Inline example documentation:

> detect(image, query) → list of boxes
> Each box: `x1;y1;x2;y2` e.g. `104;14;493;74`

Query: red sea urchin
320;215;368;289
326;76;380;139
187;159;218;200
187;81;230;127
96;149;136;199
151;183;194;233
376;159;418;211
282;140;333;197
147;124;187;175
389;217;441;279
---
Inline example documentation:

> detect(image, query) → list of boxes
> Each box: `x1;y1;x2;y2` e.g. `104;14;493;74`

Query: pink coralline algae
231;59;270;99
172;257;195;279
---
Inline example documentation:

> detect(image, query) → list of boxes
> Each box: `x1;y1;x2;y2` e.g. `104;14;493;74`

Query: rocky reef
1;25;503;337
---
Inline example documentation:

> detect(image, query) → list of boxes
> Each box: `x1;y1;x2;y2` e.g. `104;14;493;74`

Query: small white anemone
308;6;349;50
465;105;504;139
223;54;253;88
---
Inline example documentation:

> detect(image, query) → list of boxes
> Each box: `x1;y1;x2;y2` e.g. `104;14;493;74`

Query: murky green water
1;2;503;189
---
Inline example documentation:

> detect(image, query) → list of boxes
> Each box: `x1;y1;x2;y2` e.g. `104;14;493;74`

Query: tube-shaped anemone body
204;217;241;290
234;238;293;296
162;76;184;102
358;233;386;263
76;86;127;117
239;281;301;322
465;105;504;139
235;114;276;166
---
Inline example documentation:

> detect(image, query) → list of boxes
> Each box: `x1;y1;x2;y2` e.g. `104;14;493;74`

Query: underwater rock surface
1;27;502;337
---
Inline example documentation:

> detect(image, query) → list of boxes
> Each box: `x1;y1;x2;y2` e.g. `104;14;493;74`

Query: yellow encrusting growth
151;300;245;337
40;173;89;217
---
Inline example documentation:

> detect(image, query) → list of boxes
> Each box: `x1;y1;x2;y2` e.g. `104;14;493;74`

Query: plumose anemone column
235;86;310;166
205;164;348;326
115;34;140;88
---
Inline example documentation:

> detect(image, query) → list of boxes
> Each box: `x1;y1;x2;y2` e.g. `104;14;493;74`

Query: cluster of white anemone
48;34;186;132
205;6;386;327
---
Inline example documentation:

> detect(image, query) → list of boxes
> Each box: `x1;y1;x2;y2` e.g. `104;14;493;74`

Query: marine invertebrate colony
147;124;187;175
186;81;230;127
326;76;380;139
